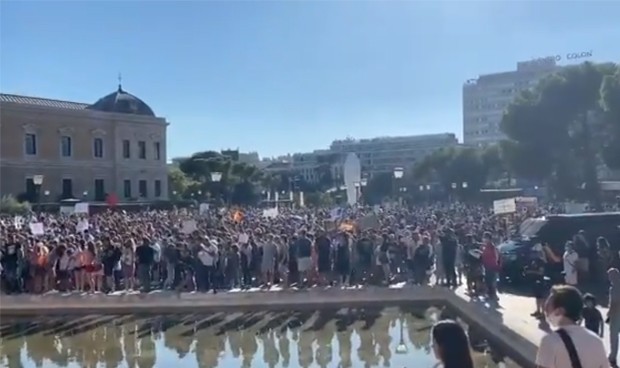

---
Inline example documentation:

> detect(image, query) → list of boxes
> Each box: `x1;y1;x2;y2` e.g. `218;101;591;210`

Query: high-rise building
462;58;561;147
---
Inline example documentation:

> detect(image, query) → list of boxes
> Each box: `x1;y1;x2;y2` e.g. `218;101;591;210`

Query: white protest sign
13;216;24;230
199;203;210;215
330;208;343;220
74;202;89;214
29;222;45;236
238;233;249;244
59;205;75;215
181;220;197;234
565;202;588;214
493;198;516;215
262;208;279;219
76;219;89;233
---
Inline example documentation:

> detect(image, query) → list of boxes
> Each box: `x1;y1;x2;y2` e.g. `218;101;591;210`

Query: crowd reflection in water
0;307;516;368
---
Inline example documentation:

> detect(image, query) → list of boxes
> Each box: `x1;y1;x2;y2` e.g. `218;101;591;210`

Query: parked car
498;212;620;284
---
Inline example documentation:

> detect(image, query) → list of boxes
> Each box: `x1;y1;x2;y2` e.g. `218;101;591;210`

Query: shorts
298;257;312;272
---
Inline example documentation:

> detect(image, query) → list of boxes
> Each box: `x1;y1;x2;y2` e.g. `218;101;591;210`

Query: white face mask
547;310;563;326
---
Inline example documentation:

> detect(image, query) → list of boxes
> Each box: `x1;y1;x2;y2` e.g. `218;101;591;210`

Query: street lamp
83;190;88;197
393;167;404;179
210;172;222;182
33;175;44;212
360;178;368;187
451;182;457;189
462;182;468;189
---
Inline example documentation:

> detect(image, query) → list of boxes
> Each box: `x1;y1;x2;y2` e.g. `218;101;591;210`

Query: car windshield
518;218;547;238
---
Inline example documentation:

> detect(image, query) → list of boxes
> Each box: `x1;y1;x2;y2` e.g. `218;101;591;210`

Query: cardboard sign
181;220;197;234
358;214;380;230
60;205;75;215
262;208;279;219
29;222;44;236
74;202;89;214
493;198;516;215
76;219;89;233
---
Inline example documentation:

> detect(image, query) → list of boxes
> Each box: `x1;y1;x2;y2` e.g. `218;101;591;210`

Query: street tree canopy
501;61;620;202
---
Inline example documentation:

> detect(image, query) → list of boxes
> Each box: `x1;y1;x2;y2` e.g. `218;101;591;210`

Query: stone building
0;85;169;202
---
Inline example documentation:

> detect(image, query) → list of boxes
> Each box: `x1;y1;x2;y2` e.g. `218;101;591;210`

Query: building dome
86;85;155;116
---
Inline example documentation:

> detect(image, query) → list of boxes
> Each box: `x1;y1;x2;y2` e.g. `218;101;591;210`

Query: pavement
462;287;612;352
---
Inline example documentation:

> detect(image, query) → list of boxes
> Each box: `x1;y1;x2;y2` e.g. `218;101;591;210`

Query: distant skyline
2;1;619;158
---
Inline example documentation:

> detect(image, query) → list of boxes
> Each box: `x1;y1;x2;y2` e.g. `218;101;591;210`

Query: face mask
547;310;562;326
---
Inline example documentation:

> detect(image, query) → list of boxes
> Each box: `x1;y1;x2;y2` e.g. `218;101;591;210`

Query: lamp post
393;167;404;200
359;178;368;204
33;175;44;212
393;167;404;179
210;172;222;204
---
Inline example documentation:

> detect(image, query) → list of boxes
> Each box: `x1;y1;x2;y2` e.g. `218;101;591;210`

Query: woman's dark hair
431;320;474;368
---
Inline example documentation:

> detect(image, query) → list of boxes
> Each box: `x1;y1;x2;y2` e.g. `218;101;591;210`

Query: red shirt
481;243;500;271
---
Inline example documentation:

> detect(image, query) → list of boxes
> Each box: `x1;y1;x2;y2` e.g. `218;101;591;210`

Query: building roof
0;93;88;110
86;85;155;116
1;85;156;117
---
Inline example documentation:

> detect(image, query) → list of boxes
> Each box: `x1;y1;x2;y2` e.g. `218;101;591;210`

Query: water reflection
0;307;519;368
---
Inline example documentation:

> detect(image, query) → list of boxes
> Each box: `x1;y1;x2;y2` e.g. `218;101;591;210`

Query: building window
138;141;146;159
154;142;161;160
122;140;131;159
154;180;162;197
25;134;37;155
94;179;105;201
93;138;104;158
61;136;72;157
138;180;147;198
62;179;73;198
123;180;132;198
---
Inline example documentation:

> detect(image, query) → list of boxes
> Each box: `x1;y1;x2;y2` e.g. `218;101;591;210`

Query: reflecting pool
0;307;520;368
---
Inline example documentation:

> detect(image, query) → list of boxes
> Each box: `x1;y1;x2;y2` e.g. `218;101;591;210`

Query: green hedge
0;195;31;215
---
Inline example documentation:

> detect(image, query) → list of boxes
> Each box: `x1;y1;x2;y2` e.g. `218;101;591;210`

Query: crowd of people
1;200;619;368
0;203;537;297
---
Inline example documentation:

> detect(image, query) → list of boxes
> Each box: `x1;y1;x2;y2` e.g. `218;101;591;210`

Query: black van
497;212;620;283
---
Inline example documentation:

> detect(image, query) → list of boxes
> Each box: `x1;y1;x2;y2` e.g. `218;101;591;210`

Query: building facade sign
529;50;593;64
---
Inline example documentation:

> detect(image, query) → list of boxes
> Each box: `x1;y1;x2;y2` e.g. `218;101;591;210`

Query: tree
168;166;193;199
364;172;393;204
501;62;619;206
600;66;620;169
178;151;262;204
409;147;490;199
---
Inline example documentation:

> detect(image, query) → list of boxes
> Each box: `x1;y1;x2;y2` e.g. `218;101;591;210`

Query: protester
535;285;608;368
431;319;474;368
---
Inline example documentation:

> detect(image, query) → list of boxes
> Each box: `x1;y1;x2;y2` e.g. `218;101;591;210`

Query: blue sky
2;1;619;159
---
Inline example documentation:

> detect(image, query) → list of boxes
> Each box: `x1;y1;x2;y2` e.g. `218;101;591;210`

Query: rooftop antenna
117;72;123;91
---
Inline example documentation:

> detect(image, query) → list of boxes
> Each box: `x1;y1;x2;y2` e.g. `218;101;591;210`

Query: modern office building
291;150;344;184
462;58;561;146
329;133;458;176
0;84;169;202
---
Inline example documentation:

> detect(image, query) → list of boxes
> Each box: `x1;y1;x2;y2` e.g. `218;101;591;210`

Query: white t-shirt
198;244;218;266
563;250;579;285
535;325;609;368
